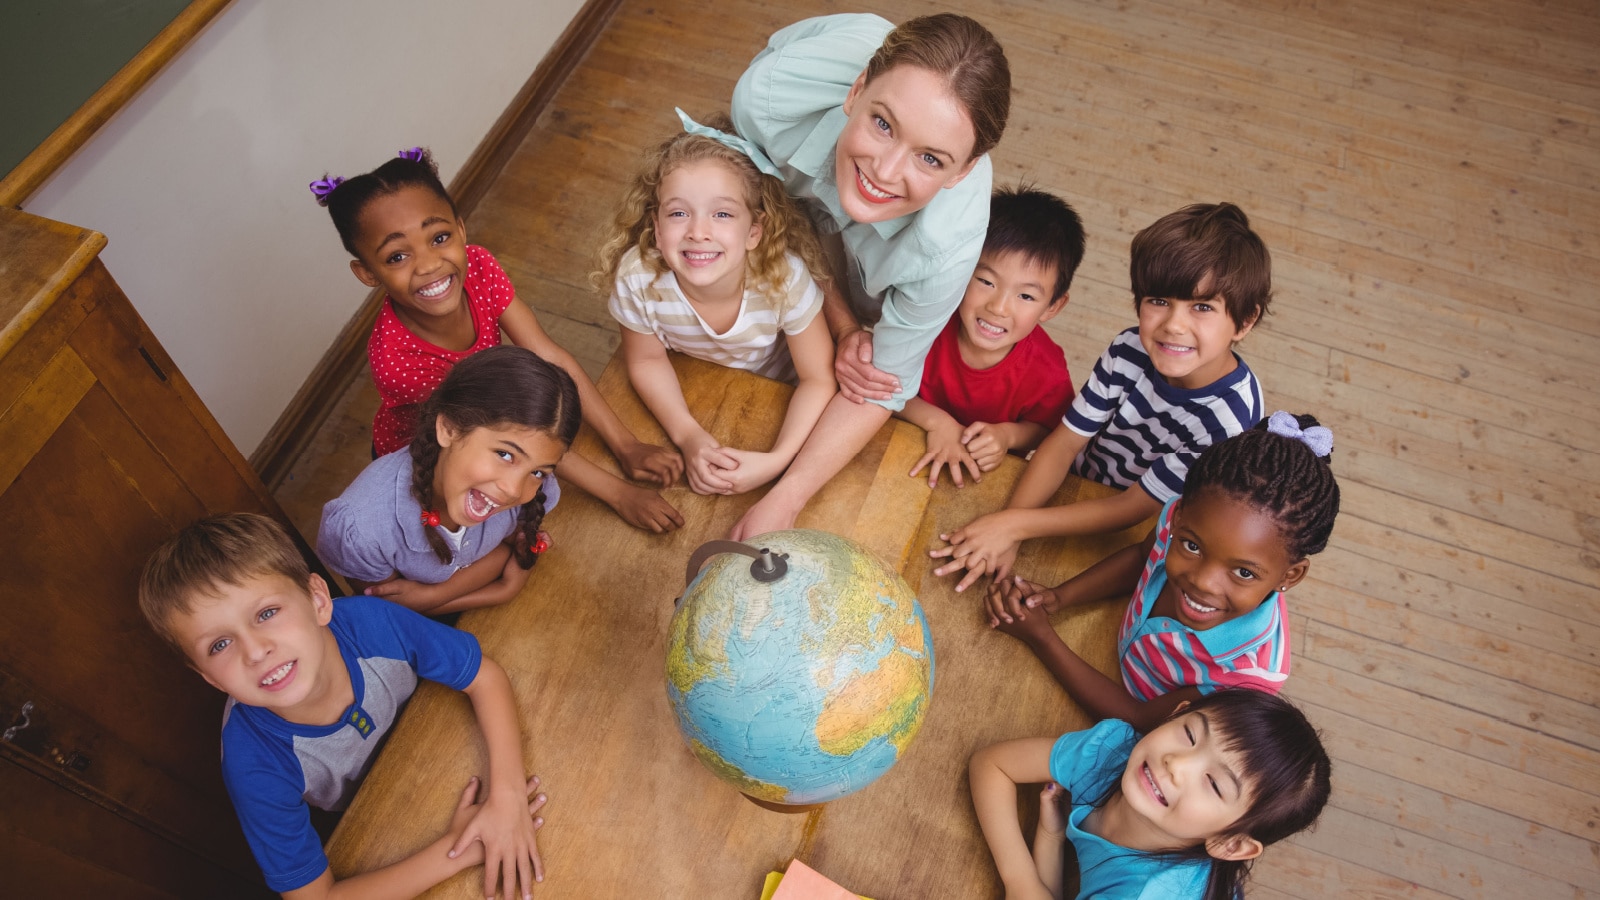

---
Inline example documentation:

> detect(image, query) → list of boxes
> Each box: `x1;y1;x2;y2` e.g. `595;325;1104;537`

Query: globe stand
682;540;790;592
741;793;823;814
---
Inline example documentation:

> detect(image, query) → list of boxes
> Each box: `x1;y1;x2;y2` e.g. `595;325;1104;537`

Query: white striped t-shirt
607;246;822;383
1064;327;1263;502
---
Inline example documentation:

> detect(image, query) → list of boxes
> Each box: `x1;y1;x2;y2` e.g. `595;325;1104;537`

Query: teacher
728;12;1012;539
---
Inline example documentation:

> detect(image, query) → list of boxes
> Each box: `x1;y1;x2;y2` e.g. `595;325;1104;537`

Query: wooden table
326;354;1147;898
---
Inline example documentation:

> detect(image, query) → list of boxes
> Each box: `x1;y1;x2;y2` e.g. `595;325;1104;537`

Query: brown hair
864;14;1012;160
409;346;581;569
1130;202;1272;331
592;113;829;298
138;513;311;654
320;148;457;259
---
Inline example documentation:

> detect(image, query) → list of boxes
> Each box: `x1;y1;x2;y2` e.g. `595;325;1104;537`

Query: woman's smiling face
833;64;980;224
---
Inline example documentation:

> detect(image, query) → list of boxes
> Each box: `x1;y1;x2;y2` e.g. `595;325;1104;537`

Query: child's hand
449;774;548;900
1038;782;1068;840
930;511;1022;592
609;483;684;533
1010;576;1064;615
617;439;684;489
717;448;788;495
909;418;982;487
961;422;1012;473
994;592;1057;645
983;577;1030;627
367;576;442;612
680;432;738;495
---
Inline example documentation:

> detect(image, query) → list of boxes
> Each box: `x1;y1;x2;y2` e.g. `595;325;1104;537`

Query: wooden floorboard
273;0;1600;895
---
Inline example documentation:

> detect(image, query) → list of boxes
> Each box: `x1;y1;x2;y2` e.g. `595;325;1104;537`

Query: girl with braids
317;347;580;615
971;689;1331;900
987;412;1341;733
314;147;685;533
597;111;836;495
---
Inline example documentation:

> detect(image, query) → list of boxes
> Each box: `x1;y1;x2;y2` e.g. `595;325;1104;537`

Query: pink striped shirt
1118;499;1291;701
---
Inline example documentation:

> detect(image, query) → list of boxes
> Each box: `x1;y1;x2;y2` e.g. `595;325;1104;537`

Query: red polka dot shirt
367;245;514;456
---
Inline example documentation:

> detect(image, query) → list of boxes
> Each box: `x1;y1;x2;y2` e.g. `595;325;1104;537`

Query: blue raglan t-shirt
218;595;482;892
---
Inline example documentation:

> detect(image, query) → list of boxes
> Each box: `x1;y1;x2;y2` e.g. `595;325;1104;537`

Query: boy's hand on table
616;440;683;489
961;422;1011;472
449;774;548;899
930;511;1022;592
910;418;982;487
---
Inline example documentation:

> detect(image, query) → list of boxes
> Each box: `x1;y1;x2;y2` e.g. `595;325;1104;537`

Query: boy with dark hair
139;513;546;899
933;202;1270;591
897;186;1087;487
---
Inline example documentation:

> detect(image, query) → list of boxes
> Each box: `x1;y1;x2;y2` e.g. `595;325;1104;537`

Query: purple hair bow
1266;410;1334;458
308;175;344;206
397;146;426;163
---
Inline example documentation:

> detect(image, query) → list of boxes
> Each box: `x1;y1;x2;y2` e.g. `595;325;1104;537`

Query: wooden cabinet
0;207;295;897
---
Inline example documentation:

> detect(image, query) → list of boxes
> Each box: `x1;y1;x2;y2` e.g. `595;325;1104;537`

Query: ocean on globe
665;529;935;807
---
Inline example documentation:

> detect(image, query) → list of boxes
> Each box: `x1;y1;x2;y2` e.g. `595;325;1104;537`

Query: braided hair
317;148;457;257
1182;412;1340;560
408;346;581;569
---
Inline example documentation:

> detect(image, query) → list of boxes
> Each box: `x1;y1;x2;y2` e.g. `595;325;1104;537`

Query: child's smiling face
349;185;470;328
955;249;1065;370
170;573;344;723
431;419;568;530
653;159;762;303
1137;274;1256;390
1118;708;1262;859
1156;488;1309;630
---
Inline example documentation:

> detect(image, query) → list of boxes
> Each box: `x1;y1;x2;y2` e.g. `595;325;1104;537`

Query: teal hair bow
675;108;783;179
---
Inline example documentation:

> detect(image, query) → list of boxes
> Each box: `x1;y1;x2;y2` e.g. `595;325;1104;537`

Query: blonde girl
596;111;836;495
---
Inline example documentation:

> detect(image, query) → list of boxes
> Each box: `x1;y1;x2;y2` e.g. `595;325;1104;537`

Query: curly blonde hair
593;113;830;300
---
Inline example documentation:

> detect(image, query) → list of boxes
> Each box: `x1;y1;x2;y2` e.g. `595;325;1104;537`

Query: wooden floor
275;0;1600;896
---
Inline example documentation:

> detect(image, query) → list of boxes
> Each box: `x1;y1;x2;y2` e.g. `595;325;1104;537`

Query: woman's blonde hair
593;114;829;299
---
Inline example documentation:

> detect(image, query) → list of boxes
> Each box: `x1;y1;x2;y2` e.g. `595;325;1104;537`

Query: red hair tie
531;531;552;554
420;510;441;527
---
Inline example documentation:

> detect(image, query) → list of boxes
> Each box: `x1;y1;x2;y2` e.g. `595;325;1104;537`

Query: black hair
318;148;457;258
1182;412;1341;560
409;346;581;569
1082;690;1332;900
1130;202;1272;331
982;185;1086;301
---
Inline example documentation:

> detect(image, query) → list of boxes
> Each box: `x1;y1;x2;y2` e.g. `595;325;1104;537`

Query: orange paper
765;859;874;900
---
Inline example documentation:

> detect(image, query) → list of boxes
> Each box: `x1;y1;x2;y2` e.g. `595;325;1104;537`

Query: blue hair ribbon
1266;410;1334;458
675;108;782;179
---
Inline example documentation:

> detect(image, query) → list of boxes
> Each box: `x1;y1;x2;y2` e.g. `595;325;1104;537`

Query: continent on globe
666;530;935;808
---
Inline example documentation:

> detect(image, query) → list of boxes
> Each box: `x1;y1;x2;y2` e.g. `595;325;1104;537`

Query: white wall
25;0;585;455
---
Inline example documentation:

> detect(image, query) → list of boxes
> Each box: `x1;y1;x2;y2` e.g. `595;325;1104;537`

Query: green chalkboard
0;0;196;177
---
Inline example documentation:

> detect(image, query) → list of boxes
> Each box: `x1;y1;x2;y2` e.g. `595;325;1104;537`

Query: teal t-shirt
1049;719;1213;899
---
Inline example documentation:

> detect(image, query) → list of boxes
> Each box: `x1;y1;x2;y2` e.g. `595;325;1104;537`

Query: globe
665;529;935;807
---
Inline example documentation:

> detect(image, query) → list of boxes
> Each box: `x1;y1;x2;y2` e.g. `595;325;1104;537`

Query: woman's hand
616;439;684;488
834;329;900;403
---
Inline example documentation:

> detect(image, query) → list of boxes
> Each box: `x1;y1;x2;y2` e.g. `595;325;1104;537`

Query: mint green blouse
731;13;994;410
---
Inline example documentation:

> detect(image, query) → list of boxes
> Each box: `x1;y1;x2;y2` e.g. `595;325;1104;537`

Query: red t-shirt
915;316;1074;428
367;245;515;456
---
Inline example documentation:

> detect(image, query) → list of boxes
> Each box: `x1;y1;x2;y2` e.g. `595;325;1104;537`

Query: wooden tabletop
326;353;1147;899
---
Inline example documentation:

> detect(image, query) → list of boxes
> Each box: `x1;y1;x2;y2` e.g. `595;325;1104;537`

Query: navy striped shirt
1065;327;1263;502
